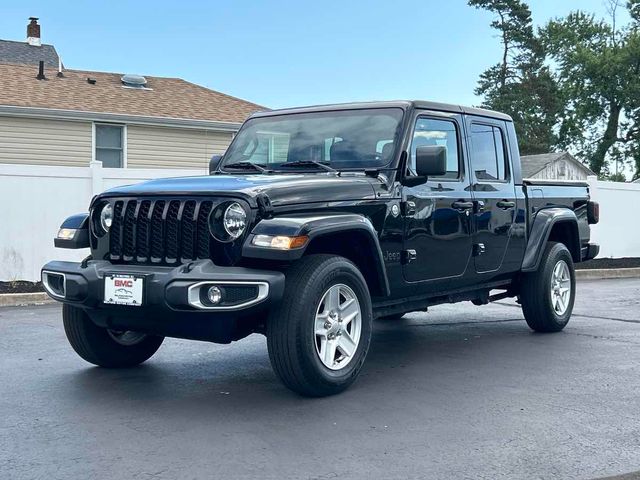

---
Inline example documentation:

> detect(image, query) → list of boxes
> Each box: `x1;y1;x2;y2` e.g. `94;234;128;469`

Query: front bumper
41;259;285;343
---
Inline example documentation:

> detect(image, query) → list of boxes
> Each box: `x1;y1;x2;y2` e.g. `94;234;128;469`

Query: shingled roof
521;152;594;178
0;39;60;68
0;62;266;124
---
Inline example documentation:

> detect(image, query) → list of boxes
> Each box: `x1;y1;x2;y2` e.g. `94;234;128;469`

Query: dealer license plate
104;274;144;306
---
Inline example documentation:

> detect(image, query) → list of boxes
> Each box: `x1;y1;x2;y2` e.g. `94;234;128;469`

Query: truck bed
522;180;591;253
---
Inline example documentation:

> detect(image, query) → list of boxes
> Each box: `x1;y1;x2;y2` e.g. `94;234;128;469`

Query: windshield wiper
277;160;337;173
224;162;269;173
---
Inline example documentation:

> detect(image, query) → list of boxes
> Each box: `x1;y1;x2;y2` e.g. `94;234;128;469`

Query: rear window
470;124;508;182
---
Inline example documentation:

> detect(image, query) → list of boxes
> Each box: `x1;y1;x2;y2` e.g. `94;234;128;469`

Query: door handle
496;200;516;210
451;200;474;211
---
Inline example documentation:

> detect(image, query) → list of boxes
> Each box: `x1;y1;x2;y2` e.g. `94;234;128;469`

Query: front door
402;113;474;283
466;118;518;273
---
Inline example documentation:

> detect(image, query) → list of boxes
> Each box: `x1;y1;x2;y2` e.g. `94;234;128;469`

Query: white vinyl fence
586;176;640;258
0;162;204;281
0;166;639;281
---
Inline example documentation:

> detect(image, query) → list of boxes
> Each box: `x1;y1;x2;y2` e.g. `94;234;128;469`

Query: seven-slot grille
107;198;213;264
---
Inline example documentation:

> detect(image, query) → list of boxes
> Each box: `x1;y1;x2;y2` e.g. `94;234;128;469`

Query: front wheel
520;242;576;332
63;304;164;367
267;255;373;397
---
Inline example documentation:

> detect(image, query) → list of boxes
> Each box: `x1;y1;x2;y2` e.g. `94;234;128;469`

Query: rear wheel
63;304;164;367
520;242;576;332
267;255;373;397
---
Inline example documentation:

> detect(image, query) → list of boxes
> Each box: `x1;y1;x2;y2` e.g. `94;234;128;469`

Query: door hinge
401;200;416;217
402;249;417;264
473;243;486;256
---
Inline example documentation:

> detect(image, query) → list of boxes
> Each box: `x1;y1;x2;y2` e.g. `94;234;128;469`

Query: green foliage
604;171;628;182
469;0;562;155
542;7;639;176
471;0;640;179
629;0;640;22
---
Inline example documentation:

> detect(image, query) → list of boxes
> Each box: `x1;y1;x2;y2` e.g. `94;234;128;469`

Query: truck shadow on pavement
59;315;542;413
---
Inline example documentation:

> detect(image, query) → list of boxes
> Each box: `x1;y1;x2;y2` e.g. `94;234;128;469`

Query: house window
95;124;124;168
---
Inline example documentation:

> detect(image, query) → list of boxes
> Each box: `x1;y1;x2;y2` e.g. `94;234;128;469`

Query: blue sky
0;0;625;109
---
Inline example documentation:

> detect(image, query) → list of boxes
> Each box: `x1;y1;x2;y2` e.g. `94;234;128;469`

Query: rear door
402;112;473;283
466;117;518;273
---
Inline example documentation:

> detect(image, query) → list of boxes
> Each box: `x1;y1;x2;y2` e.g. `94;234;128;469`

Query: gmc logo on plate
114;279;133;288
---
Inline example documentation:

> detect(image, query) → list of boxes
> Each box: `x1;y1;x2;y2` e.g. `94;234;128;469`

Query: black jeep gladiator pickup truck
43;101;600;396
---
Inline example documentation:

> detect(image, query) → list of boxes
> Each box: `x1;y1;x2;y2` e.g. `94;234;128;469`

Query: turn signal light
57;228;77;240
587;201;599;225
252;235;309;250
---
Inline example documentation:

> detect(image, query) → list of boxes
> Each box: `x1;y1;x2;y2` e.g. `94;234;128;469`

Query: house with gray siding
521;152;595;181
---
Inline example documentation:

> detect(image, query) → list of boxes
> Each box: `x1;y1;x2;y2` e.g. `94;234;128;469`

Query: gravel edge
0;293;54;308
576;268;640;280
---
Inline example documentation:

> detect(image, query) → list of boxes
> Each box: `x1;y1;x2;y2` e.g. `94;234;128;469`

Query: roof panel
0;39;60;68
251;100;512;121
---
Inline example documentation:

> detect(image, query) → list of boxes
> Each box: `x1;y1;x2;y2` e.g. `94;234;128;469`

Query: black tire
267;254;373;397
520;241;576;333
63;304;164;367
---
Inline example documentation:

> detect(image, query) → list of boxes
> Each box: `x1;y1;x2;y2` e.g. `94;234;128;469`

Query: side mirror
415;146;447;177
209;154;223;175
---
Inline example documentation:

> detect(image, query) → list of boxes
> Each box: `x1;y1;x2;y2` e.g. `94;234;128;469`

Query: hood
99;173;378;207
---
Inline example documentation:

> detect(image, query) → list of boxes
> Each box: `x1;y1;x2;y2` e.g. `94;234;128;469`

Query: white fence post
90;160;103;197
587;175;598;199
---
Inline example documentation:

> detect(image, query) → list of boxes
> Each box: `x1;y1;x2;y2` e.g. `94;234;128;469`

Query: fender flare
54;213;90;249
521;208;579;272
242;213;390;296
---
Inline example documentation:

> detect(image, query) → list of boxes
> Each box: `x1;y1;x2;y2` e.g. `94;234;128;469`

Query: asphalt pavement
1;278;640;480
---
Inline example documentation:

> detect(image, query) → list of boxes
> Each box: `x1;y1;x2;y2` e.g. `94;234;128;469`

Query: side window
410;118;460;180
470;123;508;181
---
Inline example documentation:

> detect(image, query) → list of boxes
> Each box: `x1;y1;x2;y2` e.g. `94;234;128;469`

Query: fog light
207;286;222;305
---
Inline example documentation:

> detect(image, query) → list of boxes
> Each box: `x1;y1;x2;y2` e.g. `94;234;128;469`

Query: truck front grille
107;198;213;265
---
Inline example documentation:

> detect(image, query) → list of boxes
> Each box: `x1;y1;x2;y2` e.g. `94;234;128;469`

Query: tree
541;1;640;177
629;0;640;23
469;0;562;155
626;0;640;179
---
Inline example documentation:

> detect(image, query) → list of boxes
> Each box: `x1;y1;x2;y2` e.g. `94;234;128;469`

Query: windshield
221;108;404;172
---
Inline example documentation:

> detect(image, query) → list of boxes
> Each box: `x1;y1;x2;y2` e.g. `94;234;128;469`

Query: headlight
222;202;247;239
99;203;113;233
209;201;247;242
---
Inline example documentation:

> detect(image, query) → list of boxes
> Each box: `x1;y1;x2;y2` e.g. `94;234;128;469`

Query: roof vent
121;74;147;89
